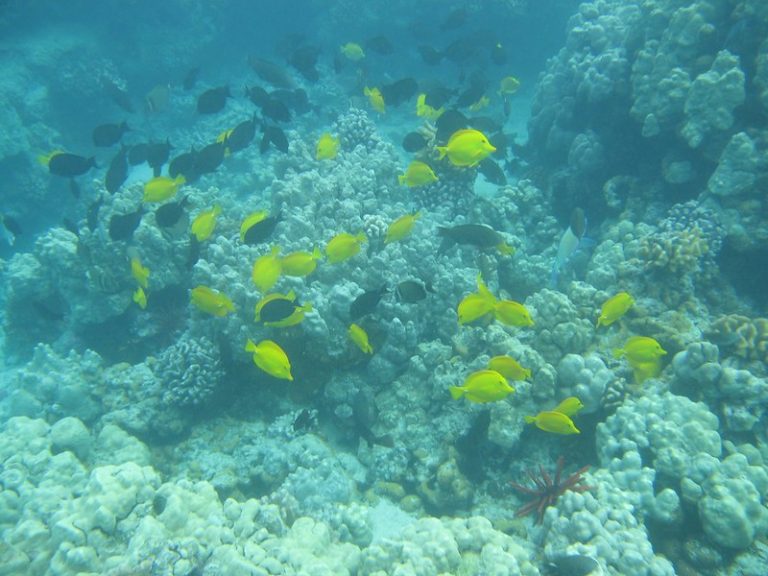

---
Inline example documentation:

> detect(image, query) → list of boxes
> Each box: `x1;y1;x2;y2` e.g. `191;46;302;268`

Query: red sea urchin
510;456;593;524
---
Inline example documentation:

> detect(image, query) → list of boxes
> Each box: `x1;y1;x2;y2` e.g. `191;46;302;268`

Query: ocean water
1;1;768;575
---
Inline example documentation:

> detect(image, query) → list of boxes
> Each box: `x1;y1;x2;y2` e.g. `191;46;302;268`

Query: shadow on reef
718;238;768;314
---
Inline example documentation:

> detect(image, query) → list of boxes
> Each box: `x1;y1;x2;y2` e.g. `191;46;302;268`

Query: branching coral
509;456;593;523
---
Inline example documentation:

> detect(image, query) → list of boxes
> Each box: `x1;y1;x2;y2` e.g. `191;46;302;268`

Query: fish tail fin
612;348;625;359
245;339;256;353
301;303;313;313
311;246;322;260
356;232;367;243
175;175;187;185
398;174;406;185
436;146;447;160
524;415;536;424
449;386;464;400
496;242;515;256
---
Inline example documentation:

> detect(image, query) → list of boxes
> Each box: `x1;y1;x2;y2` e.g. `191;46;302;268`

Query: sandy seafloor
1;0;768;575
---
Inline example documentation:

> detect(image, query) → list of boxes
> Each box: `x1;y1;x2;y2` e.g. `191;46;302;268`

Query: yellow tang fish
348;323;373;354
449;369;514;403
613;336;667;383
191;205;222;242
494;299;534;327
340;42;365;61
398;161;437;187
252;246;282;292
457;274;497;325
143;175;185;203
524;411;580;435
437;129;496;167
316;133;340;160
385;213;420;244
245;339;293;381
552;396;584;417
469;95;490;112
415;93;444;120
363;86;385;114
130;257;150;289
326;232;366;264
498;76;521;95
190;285;235;317
240;210;269;242
281;247;322;277
596;291;634;328
487;355;531;381
132;286;147;309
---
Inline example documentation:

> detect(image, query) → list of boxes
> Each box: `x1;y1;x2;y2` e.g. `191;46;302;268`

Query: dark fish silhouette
128;143;149;166
396;280;433;303
146;139;172;177
226;116;257;153
48;153;95;178
261;125;288;153
380;77;418;107
242;212;282;245
105;146;129;194
245;85;270;108
248;56;296;89
86;195;104;232
259;297;301;323
197;86;230;114
478;158;506;186
155;195;189;228
288;46;320;82
435;109;469;143
108;206;144;241
194;142;225;175
418;45;443;66
365;35;394;55
272;88;310;115
402;132;427;153
440;7;467;31
182;67;200;91
92;121;129;147
104;80;133;112
437;224;508;252
349;285;388;320
261;98;291;122
168;149;198;180
1;214;22;237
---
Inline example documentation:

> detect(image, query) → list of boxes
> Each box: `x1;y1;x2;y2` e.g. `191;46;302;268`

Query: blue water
2;1;768;575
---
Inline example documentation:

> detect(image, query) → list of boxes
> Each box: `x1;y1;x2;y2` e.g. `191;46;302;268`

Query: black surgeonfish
261;125;288;153
92;121;129;147
245;85;270;107
288;46;320;82
182;67;200;91
402;132;427;153
197;86;230;114
105;145;129;194
380;78;418;107
365;35;394;55
194;142;226;175
418;45;443;66
478;158;507;186
108;206;144;241
146;140;172;177
261;97;291;122
259;297;302;323
349;286;388;320
168;149;198;180
435;109;469;143
155;195;189;228
242;212;282;245
128;143;149;166
48;153;95;178
226;115;257;153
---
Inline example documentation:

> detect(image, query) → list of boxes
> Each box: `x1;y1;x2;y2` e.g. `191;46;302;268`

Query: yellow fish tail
449;386;465;400
496;242;515;256
398;174;406;185
612;348;625;359
245;339;257;353
437;146;448;160
524;415;536;424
